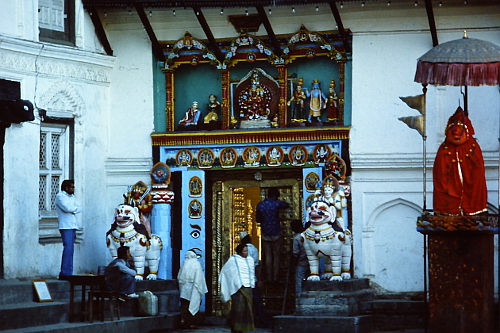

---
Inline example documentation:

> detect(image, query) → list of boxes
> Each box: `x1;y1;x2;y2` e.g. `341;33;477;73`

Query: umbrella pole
422;85;427;211
421;84;429;332
464;85;468;116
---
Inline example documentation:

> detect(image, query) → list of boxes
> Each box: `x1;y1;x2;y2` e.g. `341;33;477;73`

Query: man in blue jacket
256;188;290;283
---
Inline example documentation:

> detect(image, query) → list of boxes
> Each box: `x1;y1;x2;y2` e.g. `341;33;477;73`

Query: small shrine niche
234;68;280;129
161;25;350;132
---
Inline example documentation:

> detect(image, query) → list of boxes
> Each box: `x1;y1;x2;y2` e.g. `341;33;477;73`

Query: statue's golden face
445;123;468;145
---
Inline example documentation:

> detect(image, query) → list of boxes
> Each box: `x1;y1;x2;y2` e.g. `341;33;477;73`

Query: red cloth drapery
433;107;488;215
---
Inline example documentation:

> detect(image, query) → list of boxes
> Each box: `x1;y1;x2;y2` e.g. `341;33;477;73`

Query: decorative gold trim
152;127;350;146
212;181;224;316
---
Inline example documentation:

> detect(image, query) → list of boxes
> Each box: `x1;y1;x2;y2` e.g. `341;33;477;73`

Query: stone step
302;278;371;292
0;278;179;305
0;280;71;304
296;278;374;316
0;301;68;330
0;292;181;330
1;314;179;333
273;315;374;333
296;288;375;316
0;278;180;331
360;299;426;332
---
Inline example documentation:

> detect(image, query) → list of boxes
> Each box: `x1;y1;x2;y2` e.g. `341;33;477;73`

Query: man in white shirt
55;179;81;280
240;231;270;328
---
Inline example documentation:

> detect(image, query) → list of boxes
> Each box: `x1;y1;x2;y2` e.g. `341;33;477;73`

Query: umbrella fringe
414;61;500;86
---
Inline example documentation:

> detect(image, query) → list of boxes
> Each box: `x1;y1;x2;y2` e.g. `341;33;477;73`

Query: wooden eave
81;0;444;60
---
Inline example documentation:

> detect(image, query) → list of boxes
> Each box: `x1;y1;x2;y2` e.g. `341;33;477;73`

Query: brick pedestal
427;232;494;333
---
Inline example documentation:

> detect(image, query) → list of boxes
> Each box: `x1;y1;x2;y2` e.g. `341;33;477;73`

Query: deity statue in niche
287;77;306;122
204;94;221;126
234;68;280;129
240;71;270;120
178;101;201;131
326;78;340;124
306;79;327;123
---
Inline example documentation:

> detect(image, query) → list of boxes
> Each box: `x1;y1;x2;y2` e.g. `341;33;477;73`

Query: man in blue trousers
55;179;81;280
105;246;138;298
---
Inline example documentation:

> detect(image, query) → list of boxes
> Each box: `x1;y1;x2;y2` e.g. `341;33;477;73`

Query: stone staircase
273;278;426;333
0;278;180;332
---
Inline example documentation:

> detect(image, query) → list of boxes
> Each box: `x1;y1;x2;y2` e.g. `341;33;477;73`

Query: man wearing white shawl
177;249;208;329
220;244;256;333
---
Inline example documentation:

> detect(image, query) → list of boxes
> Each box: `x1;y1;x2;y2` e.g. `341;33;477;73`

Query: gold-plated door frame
210;178;301;315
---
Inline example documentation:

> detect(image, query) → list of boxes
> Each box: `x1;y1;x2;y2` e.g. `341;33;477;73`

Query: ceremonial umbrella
414;31;500;115
414;33;500;331
414;32;500;206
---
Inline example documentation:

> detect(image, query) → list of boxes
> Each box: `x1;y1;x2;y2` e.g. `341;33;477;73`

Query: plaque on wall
33;280;53;302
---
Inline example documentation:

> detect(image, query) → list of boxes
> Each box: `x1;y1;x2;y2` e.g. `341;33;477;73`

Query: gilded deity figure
204;94;221;124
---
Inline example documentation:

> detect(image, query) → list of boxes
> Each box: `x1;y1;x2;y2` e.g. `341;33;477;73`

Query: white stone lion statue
302;199;352;281
106;204;163;280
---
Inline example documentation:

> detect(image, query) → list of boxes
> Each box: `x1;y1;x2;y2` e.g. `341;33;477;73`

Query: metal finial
463;30;468;38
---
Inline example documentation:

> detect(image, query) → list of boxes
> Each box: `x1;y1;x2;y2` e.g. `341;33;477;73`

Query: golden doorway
209;176;302;316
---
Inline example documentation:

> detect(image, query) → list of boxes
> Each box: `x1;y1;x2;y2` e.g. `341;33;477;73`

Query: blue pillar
151;202;172;279
180;169;206;311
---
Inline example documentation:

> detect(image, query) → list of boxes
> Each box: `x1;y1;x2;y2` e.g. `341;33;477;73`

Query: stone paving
164;326;272;333
160;324;425;333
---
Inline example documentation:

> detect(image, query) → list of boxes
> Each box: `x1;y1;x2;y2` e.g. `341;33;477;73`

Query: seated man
104;246;139;298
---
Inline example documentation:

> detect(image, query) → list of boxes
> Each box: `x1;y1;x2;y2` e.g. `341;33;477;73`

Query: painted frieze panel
162;141;342;171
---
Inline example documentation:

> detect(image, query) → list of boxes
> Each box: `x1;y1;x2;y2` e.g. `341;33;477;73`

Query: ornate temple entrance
206;169;302;316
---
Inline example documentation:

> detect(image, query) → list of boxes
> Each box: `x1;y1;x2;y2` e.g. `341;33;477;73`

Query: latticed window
39;124;68;214
39;123;73;244
38;0;75;45
38;0;65;32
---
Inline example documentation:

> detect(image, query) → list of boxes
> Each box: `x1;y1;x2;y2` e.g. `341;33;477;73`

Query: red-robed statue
433;106;487;215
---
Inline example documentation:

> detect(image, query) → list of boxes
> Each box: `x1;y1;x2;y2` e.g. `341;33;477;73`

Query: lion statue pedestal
302;199;352;281
106;204;163;280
